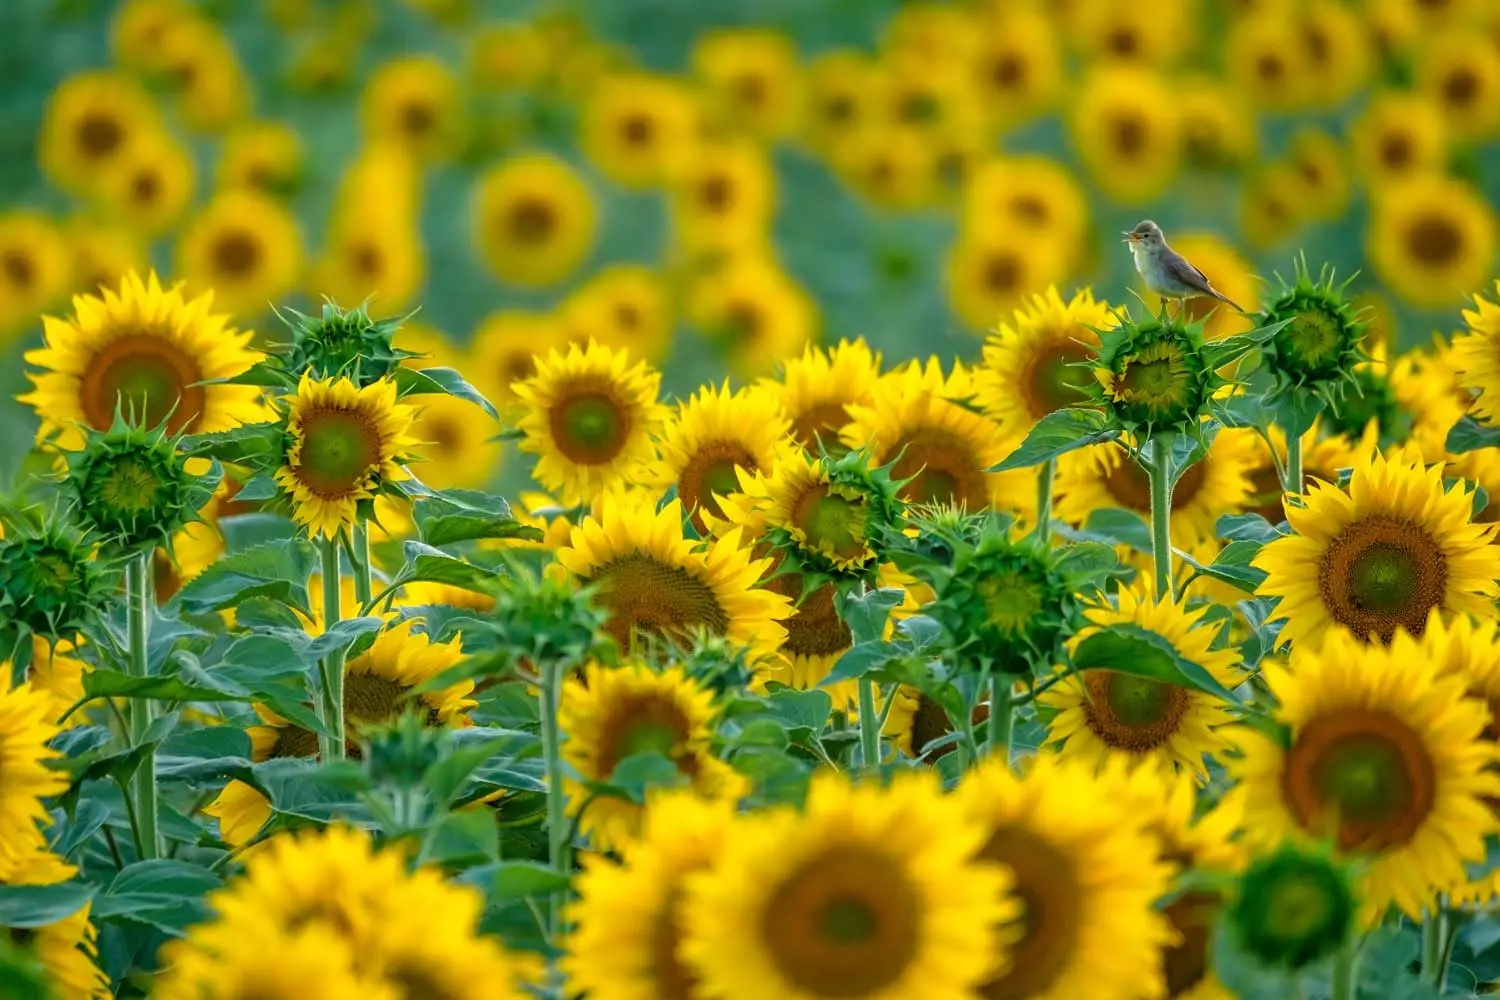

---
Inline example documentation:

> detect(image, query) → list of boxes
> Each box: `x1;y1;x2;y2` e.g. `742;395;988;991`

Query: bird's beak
1121;232;1136;243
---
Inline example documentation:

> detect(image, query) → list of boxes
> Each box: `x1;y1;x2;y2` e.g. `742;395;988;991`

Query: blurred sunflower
1255;446;1500;647
762;339;883;453
1070;66;1181;205
411;393;502;491
829;124;938;211
1041;586;1243;778
883;2;981;68
1072;0;1192;66
1368;173;1496;310
683;772;1016;1000
1141;234;1258;339
110;0;185;74
361;55;464;163
961;156;1088;269
1299;1;1371;107
0;212;71;340
217;121;302;197
686;254;816;379
649;382;790;532
39;70;161;195
513;340;664;502
65;220;144;298
692;28;802;140
671;138;775;256
1416;31;1500;141
0;848;109;999
801;51;880;155
580;73;700;189
176;190;304;318
1229;625;1499;920
24;636;90;727
473;152;597;288
879;53;985;147
969;7;1062;127
959;754;1176;1000
157;923;382;1000
95;131;196;237
469;309;570;417
946;231;1069;332
310;211;425;319
1238;162;1307;250
1178;76;1258;171
155;13;250;132
20;270;264;448
1284;129;1351;223
1351;92;1448;186
1225;14;1311;110
1242;423;1363;523
561;265;672;364
468;21;549;91
554;493;791;657
1455;282;1500;423
0;679;68;862
559;662;744;851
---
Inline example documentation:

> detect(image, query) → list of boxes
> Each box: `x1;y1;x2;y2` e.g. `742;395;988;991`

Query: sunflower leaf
1446;415;1500;455
491;861;570;902
395;366;500;421
1070;623;1241;703
0;883;96;928
820;641;895;686
1217;513;1284;544
991;407;1118;472
1175;540;1267;593
835;587;905;644
1198;318;1290;370
389;540;503;595
175;541;314;616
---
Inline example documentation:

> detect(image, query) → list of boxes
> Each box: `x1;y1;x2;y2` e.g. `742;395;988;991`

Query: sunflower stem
317;537;346;762
538;655;569;941
1147;438;1176;601
1033;458;1055;543
1422;903;1450;988
350;523;373;609
858;679;881;769
1331;935;1361;1000
125;551;160;860
986;673;1013;767
1283;428;1303;502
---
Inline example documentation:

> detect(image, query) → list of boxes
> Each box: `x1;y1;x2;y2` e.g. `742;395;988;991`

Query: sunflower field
10;0;1500;998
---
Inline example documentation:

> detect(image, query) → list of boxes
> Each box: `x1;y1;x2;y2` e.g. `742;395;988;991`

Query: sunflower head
1320;365;1412;448
481;563;610;668
1259;255;1367;393
277;300;413;386
1226;843;1355;969
62;416;218;552
0;519;108;641
1092;313;1213;436
756;445;904;583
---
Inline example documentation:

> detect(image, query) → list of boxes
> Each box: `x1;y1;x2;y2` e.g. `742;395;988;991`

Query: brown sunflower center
790;485;870;564
77;112;124;159
989;53;1025;89
1283;708;1436;852
1022;341;1093;417
212;229;262;279
1082;670;1190;750
773;577;853;659
791;401;852;452
1112;114;1146;157
1318;514;1446;641
1;250;34;290
677;440;756;524
822;94;855;124
734;73;768;108
388;966;460;1000
1106;27;1140;57
351;241;383;278
589;554;732;651
1255;53;1285;83
888;426;989;510
269;724;322;759
549;389;631;465
984;252;1021;293
1104;453;1206;514
1162;891;1220;996
130;168;161;205
1010;194;1049;225
400;100;436;137
1442;68;1479;108
596;693;692;773
621;114;654;147
762;846;919;997
295;407;384;498
979;827;1083;1000
507;198;557;243
426;416;461;456
1379;133;1412;170
699;173;733;212
1406;214;1462;267
79;333;206;433
502;352;536;386
613;302;641;331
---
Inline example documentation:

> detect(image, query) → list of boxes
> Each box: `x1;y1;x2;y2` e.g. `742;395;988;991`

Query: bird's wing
1162;250;1217;295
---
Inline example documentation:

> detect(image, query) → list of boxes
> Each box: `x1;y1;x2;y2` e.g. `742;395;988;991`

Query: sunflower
753;445;895;574
1241;422;1363;524
217;121;303;197
843;359;1033;520
1254;446;1500;647
1239;162;1307;250
761;339;883;453
473;152;597;288
1351;92;1448;186
969;8;1062;127
469;308;571;418
309;209;425;320
960;156;1088;269
1040;585;1244;778
958;753;1176;1000
1453;281;1500;424
66;220;144;299
686;253;817;379
800;50;880;154
558;662;743;851
154;513;226;603
1072;0;1192;66
878;53;986;150
95;130;197;237
692;28;802;140
671;137;775;255
1368;173;1496;310
273;373;419;539
1416;30;1500;141
20;270;265;448
39;70;161;195
554;492;791;657
362;55;464;163
1069;66;1181;205
110;0;184;74
24;636;90;728
828;124;938;212
0;679;68;866
884;3;981;67
1298;1;1370;107
329;141;422;229
974;286;1113;440
946;231;1070;332
564;792;735;1000
468;21;549;90
154;13;250;132
1055;431;1259;547
156;922;384;1000
175;190;303;318
649;382;790;532
411;392;503;491
1177;76;1258;172
513;340;664;503
580;72;700;189
1225;13;1311;110
1140;235;1258;340
562;264;673;364
1229;624;1500;920
682;771;1017;1000
1284;129;1352;223
0;211;71;340
1;849;109;1000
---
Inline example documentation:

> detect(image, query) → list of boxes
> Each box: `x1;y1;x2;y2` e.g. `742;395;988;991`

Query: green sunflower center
297;408;383;497
791;401;853;453
1104;673;1174;727
1023;342;1093;417
1320;515;1446;641
1265;873;1336;940
977;572;1044;637
1279;305;1345;373
1348;543;1419;612
1229;848;1353;968
598;694;692;775
820;899;877;943
791;485;870;565
550;390;629;465
1083;670;1190;751
677;442;756;524
96;456;164;516
80;334;207;434
889;427;988;511
615;718;684;762
1315;735;1412;823
1108;337;1198;426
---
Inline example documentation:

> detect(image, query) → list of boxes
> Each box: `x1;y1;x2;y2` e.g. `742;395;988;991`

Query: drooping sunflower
0;211;72;339
273;373;419;539
974;285;1113;440
579;72;700;189
670;137;775;256
958;753;1177;1000
361;55;464;163
472;152;598;288
945;230;1069;332
1069;66;1181;205
1055;431;1259;547
969;8;1062;128
554;493;791;657
1416;30;1500;141
1229;624;1500;920
1368;173;1496;310
0;679;69;866
39;70;161;195
761;339;883;453
175;189;304;318
469;309;571;418
1452;280;1500;424
561;264;672;364
20;270;265;448
682;771;1017;1000
217;121;303;197
512;340;665;503
1254;446;1500;647
649;382;790;532
685;253;817;379
0;849;109;1000
410;391;503;491
1040;585;1245;778
1351;91;1447;186
692;28;802;140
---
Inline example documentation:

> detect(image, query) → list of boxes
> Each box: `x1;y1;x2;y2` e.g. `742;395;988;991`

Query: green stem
350;523;373;610
538;657;569;940
1423;903;1450;989
318;538;346;762
125;553;160;860
1283;428;1304;502
858;679;881;769
1033;458;1055;544
1148;439;1176;601
1331;936;1360;1000
987;673;1013;766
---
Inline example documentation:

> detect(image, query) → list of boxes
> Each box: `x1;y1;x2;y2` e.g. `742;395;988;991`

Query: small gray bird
1123;220;1244;315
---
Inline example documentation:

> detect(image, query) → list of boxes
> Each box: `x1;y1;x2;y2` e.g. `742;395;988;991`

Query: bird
1122;220;1244;317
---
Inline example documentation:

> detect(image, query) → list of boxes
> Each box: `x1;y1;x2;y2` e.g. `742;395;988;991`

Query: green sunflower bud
0;520;109;641
63;418;217;552
763;446;905;587
1319;367;1413;449
1226;843;1356;969
279;300;413;386
1259;257;1366;392
1092;314;1214;437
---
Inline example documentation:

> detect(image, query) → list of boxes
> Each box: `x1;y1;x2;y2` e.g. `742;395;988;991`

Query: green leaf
992;407;1118;472
425;734;512;805
0;883;95;927
1446;415;1500;455
1083;508;1152;551
94;861;221;936
424;809;500;866
1216;513;1283;544
181;423;285;465
820;641;895;687
1071;623;1241;703
392;540;502;594
732;718;792;749
1199;318;1288;370
895;614;942;651
767;688;832;732
1177;539;1268;593
83;669;247;703
218;514;298;553
599;752;685;802
420;512;543;547
1273;390;1326;440
176;541;313;616
395;366;501;420
491;861;570;902
835;587;905;644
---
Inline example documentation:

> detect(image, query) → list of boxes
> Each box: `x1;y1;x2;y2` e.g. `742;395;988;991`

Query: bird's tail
1213;290;1246;313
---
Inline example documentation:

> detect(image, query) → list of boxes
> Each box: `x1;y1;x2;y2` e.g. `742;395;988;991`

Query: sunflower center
1280;307;1344;372
977;572;1044;637
1162;891;1219;996
1105;452;1206;514
1442;68;1479;108
790;485;870;565
979;827;1083;1000
426;416;461;456
549;390;630;465
590;554;732;651
597;694;692;774
388;966;460;1000
130;168;161;205
1406;215;1462;267
1265;875;1336;940
621;114;654;147
79;334;206;433
822;95;855;124
772;577;853;658
400;100;435;137
345;674;411;725
1;250;34;290
97;456;163;515
650;887;698;1000
1110;340;1195;422
77;112;124;159
699;173;733;211
1319;515;1445;641
508;198;557;243
1022;342;1093;417
269;724;322;759
1283;708;1436;851
984;252;1021;293
295;408;383;497
1112;114;1146;157
909;692;956;759
1256;53;1284;82
213;229;262;278
1082;670;1191;750
900;91;940;124
888;427;988;510
351;241;383;278
677;441;756;523
762;846;919;997
1010;195;1048;225
989;53;1024;89
1106;27;1139;56
791;401;852;452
